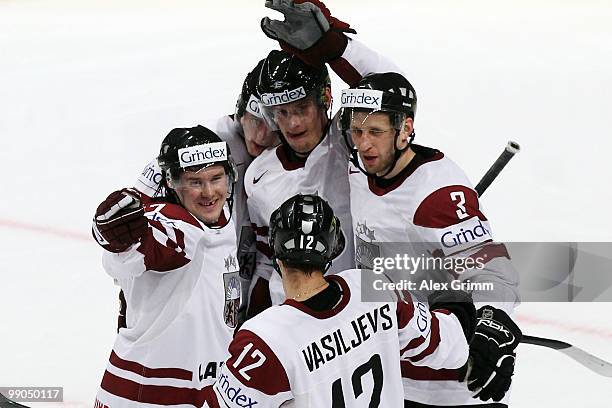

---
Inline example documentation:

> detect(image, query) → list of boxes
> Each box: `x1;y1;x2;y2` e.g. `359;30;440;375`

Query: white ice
1;0;611;406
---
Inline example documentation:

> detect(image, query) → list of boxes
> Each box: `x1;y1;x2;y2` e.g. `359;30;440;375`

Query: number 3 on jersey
450;191;469;220
332;354;383;407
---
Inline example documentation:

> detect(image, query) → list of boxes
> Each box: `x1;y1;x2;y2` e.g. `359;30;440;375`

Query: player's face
175;165;228;224
350;112;398;175
240;112;279;157
271;94;328;155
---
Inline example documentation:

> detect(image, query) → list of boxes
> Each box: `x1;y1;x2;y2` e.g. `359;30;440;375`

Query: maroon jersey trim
400;360;460;381
283;275;351;319
255;241;274;258
109;350;192;380
408;312;442;363
367;147;444;196
413;185;487;229
145;202;203;230
276;145;307;171
100;370;216;406
225;329;291;395
328;56;362;87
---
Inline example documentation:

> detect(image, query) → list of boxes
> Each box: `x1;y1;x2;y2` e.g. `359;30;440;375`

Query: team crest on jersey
355;221;380;269
355;236;381;270
224;254;238;272
356;221;377;242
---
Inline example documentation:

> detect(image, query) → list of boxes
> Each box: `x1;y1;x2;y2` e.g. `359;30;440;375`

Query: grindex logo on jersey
439;216;492;256
216;372;259;407
260;86;306;106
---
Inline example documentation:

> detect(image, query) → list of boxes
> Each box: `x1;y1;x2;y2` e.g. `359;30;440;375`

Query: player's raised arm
260;0;405;86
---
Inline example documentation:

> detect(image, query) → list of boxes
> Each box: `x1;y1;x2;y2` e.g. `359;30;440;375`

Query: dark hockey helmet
157;125;237;217
235;58;265;120
257;50;331;130
269;194;345;274
339;72;417;131
339;72;417;177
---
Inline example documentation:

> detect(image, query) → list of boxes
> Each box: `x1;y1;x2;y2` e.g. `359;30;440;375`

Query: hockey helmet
339;72;417;177
235;59;265;120
269;194;344;274
257;50;331;131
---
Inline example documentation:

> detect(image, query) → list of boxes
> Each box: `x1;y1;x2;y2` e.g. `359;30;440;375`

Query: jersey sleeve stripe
407;313;441;362
400;360;459;381
251;223;269;237
109;350;192;380
396;299;415;330
255;241;274;258
101;369;215;406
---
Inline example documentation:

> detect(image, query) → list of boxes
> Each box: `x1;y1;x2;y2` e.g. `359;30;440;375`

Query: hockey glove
261;0;356;66
428;290;476;342
462;306;522;402
92;188;147;253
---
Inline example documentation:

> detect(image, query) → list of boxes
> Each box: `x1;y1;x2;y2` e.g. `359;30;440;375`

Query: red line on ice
516;313;612;340
0;218;90;242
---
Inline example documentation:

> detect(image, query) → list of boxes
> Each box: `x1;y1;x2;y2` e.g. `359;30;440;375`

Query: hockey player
339;74;522;407
92;126;241;407
114;59;279;331
261;1;522;406
245;0;410;312
234;58;280;158
212;194;476;407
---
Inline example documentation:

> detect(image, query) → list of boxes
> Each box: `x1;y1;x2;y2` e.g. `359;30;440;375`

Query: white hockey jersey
349;144;520;405
211;270;469;407
134;115;258;286
95;203;241;407
244;131;355;305
244;38;407;305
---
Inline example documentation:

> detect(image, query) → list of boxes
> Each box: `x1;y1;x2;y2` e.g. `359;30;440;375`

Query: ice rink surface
1;0;611;406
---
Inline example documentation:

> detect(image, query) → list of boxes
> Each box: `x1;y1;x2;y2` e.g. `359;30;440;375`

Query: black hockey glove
462;306;522;402
92;188;147;253
261;0;356;67
428;290;476;341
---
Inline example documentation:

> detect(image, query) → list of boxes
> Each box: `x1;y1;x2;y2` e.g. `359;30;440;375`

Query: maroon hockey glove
461;306;522;402
92;188;147;253
261;0;356;67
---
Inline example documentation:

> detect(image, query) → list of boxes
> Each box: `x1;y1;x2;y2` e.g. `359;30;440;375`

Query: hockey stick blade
0;393;30;408
522;335;612;377
475;141;520;196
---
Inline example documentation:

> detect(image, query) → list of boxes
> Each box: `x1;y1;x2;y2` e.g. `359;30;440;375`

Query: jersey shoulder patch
413;185;487;229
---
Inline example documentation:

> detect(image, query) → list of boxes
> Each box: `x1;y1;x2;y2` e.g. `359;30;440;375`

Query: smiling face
269;91;330;155
239;112;279;157
174;165;228;224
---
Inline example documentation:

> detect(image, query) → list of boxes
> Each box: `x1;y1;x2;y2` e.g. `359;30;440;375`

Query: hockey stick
473;142;612;377
474;141;521;196
0;393;30;408
521;335;612;378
